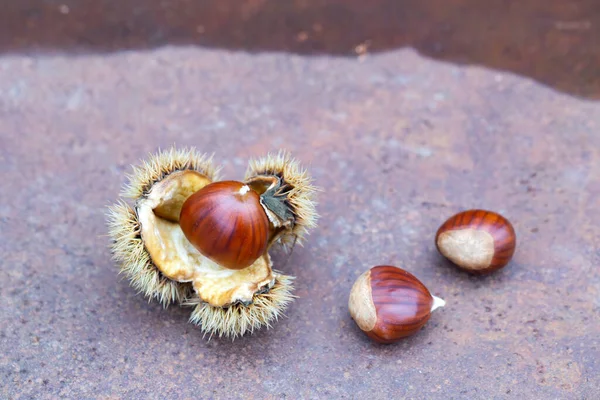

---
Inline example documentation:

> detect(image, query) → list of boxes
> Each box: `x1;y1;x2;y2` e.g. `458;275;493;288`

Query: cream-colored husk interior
136;170;275;307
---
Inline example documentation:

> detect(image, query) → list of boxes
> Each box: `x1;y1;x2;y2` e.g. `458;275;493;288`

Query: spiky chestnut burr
106;147;318;338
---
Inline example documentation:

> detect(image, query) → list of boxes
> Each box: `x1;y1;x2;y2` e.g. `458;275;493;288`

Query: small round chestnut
179;180;270;270
435;209;516;274
348;265;445;344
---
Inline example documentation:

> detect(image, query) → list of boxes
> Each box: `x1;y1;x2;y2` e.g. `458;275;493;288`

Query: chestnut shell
435;209;516;274
349;265;439;344
179;181;269;270
366;266;434;343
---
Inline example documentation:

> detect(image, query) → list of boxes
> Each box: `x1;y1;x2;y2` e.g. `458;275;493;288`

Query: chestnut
179;180;269;270
348;265;445;344
435;209;516;274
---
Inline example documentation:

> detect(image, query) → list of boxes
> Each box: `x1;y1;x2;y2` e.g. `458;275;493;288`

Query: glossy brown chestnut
435;209;516;274
348;265;445;344
179;180;270;270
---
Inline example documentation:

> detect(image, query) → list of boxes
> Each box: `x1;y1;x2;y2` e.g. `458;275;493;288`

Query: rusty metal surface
1;1;599;399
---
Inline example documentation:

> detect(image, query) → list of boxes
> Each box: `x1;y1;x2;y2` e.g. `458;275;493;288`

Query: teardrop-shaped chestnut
348;266;445;344
179;181;270;270
435;209;516;274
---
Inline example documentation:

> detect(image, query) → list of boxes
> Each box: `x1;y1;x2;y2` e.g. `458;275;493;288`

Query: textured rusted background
1;1;599;399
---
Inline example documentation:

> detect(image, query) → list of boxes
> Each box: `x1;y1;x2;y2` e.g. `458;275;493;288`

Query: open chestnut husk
348;265;445;344
106;147;318;338
435;209;516;274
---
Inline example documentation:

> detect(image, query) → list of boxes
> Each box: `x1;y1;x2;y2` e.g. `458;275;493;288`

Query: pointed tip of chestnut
431;295;446;312
348;265;444;344
436;209;516;274
179;180;270;270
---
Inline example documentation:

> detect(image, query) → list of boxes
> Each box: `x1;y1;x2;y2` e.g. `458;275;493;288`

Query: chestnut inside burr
136;171;276;307
179;181;270;270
